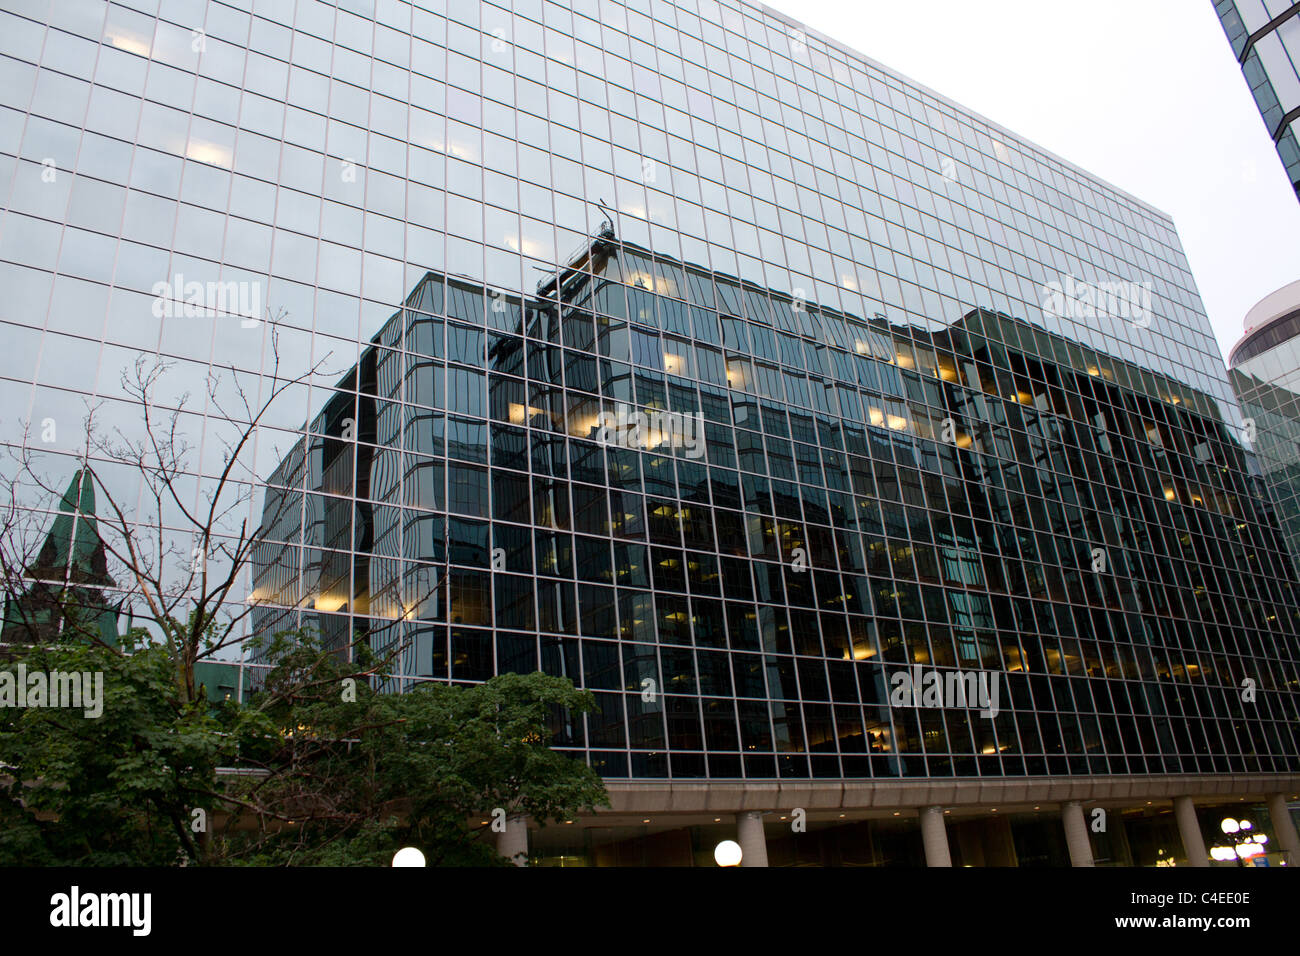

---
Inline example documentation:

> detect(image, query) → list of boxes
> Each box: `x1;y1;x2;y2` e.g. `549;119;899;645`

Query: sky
763;0;1300;363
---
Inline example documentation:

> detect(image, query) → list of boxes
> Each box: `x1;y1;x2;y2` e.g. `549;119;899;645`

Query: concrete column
1266;793;1300;864
1174;796;1208;868
1062;801;1095;867
737;810;769;867
497;814;528;866
920;806;952;867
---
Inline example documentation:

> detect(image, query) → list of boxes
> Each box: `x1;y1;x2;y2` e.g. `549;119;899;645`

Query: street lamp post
714;840;743;867
392;847;426;867
1212;818;1268;867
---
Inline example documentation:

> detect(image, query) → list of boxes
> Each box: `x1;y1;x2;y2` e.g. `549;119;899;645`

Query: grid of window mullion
3;0;1298;781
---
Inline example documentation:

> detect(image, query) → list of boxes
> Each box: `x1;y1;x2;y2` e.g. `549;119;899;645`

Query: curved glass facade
1231;290;1300;574
2;0;1298;785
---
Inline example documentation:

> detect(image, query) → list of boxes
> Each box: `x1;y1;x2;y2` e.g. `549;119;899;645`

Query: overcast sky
764;0;1300;362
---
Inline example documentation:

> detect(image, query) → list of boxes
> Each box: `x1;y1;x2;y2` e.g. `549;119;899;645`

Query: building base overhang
596;773;1300;816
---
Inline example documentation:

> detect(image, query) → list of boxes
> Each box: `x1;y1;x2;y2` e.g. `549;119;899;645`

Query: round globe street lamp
392;847;427;867
1214;818;1268;867
714;840;743;867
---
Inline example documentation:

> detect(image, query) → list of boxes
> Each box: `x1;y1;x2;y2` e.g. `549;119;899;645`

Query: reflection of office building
1215;0;1300;199
4;0;1300;866
255;226;1300;864
1229;280;1300;569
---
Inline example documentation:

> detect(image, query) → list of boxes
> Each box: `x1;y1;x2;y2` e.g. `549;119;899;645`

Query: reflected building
3;0;1300;866
1230;280;1300;570
254;227;1300;863
1215;0;1300;200
1;470;120;648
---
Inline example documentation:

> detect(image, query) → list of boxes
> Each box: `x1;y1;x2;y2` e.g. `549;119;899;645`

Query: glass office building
3;0;1300;866
1215;0;1300;201
1230;280;1300;571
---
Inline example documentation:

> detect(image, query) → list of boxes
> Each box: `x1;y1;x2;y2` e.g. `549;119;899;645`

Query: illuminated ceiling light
433;139;474;160
186;141;233;169
105;31;151;56
624;271;672;294
508;402;547;424
503;235;546;257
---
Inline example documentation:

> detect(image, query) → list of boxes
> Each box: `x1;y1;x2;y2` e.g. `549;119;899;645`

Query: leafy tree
211;629;609;865
0;630;230;866
0;627;608;866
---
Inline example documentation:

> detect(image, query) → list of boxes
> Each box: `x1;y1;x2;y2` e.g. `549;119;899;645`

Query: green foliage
218;629;609;865
0;627;608;866
0;631;230;865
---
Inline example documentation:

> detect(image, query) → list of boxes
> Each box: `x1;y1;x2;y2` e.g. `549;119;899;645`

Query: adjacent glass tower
1230;280;1300;571
1215;0;1300;201
2;0;1299;799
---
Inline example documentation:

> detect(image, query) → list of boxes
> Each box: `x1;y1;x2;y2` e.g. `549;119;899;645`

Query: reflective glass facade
3;0;1299;784
1230;282;1300;571
1216;0;1300;200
